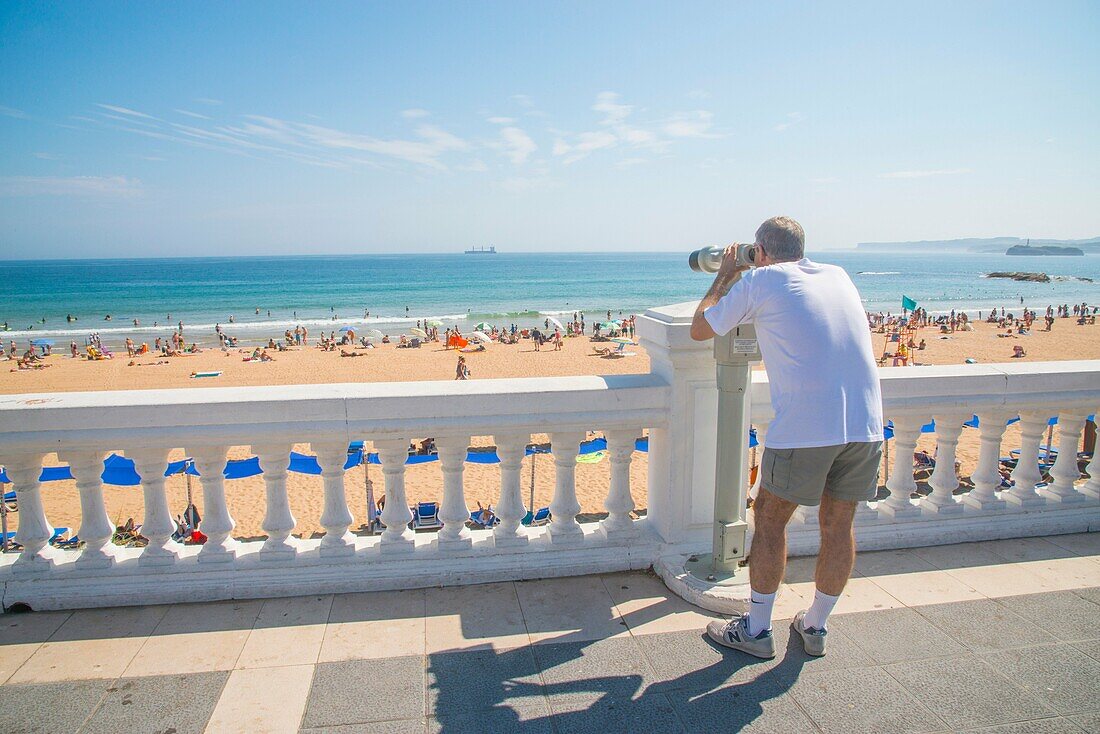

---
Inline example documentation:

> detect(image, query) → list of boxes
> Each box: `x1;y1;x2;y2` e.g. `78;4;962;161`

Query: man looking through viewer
690;216;883;658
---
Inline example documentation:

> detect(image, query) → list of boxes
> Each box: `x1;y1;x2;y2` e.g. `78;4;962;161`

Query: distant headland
1006;244;1083;256
856;236;1100;254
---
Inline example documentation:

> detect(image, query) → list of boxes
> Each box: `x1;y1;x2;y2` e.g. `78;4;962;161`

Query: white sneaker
791;610;827;657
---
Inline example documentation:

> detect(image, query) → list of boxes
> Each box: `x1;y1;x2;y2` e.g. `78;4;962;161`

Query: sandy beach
2;317;1097;541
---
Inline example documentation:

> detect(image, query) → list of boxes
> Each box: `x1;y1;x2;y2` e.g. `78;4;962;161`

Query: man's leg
746;488;799;634
804;492;858;629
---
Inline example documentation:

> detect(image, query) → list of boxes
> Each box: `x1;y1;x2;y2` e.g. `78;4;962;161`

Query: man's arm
690;245;749;341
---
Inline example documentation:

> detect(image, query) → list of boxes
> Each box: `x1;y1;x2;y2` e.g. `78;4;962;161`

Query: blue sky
1;1;1098;258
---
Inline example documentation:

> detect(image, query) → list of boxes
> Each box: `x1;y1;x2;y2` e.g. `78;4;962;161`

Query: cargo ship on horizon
464;245;497;254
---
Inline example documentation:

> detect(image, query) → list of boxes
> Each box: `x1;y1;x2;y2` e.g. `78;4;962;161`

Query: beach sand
2;319;1097;541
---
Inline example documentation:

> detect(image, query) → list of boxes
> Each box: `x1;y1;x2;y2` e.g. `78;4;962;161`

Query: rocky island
986;271;1051;283
1006;244;1084;256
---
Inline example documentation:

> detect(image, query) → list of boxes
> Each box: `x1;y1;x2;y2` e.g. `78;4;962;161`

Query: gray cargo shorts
760;441;883;506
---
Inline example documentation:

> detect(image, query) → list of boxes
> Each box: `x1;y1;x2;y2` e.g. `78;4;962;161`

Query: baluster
313;441;356;557
880;416;923;519
130;448;178;565
1005;412;1048;508
5;453;55;572
435;435;472;550
60;450;117;567
1040;413;1088;504
921;415;966;515
962;412;1009;512
252;443;297;558
493;433;529;547
187;445;237;561
1083;412;1100;500
601;430;638;539
548;431;585;544
376;438;415;553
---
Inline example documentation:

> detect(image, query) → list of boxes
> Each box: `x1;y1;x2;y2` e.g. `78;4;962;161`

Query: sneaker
791;610;827;656
706;614;776;659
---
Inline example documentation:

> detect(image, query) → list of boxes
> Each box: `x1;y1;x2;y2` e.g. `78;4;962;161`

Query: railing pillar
493;433;529;547
252;443;298;559
601;430;638;539
313;441;356;557
1083;414;1100;500
1040;413;1088;504
129;448;178;566
1005;412;1048;508
548;430;585;544
881;417;923;519
921;415;966;516
187;445;237;562
435;435;473;550
376;438;415;553
60;450;116;568
5;453;56;572
963;412;1009;512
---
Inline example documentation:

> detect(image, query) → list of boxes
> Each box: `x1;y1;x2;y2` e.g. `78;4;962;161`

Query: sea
1;251;1097;348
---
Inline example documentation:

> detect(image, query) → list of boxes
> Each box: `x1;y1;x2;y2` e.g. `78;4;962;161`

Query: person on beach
455;355;469;380
691;216;883;659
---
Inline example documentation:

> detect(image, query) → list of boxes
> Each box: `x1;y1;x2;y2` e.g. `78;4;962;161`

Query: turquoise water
1;251;1097;347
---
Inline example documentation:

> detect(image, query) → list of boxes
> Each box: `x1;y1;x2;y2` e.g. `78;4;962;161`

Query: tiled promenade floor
1;533;1099;733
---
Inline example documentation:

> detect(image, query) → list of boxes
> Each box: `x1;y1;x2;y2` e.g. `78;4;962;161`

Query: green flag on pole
901;295;917;311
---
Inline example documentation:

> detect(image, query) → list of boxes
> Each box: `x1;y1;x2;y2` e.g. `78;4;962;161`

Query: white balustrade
601;429;638;539
252;443;297;558
1040;414;1088;504
493;433;530;547
313;441;355;557
129;448;178;565
187;445;237;561
435;435;473;550
881;417;924;519
963;412;1009;512
60;450;116;568
1005;413;1049;508
548;430;585;544
5;453;54;572
921;415;966;516
376;438;415;553
1;303;1097;614
1084;412;1100;500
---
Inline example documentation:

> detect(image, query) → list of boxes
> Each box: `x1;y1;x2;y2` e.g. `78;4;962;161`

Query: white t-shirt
704;258;883;449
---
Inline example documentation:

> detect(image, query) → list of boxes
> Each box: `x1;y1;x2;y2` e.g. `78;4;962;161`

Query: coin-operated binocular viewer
687;318;762;585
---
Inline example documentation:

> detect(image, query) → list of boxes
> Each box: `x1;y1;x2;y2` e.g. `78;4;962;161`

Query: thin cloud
687;89;712;100
175;109;211;120
774;111;802;132
664;110;718;138
0;105;29;119
497;126;537;164
96;103;157;120
33;152;62;160
401;108;430;118
194;97;223;106
487;116;514;125
0;175;143;197
511;94;535;108
878;168;972;179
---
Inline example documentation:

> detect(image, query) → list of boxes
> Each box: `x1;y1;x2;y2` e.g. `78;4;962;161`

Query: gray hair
755;216;805;262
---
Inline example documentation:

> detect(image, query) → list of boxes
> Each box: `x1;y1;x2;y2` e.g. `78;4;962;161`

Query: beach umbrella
339;326;355;333
409;327;428;338
547;316;564;331
29;339;54;347
425;319;443;327
364;329;385;341
468;331;493;344
473;322;493;332
610;337;633;345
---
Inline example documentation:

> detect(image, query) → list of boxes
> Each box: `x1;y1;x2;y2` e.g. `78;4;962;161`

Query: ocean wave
856;271;902;276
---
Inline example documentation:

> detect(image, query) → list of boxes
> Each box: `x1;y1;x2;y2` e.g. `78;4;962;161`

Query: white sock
746;589;776;635
803;589;840;630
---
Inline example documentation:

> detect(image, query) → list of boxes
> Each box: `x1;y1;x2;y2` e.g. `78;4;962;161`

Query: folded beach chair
3;489;16;511
912;451;935;480
413;502;442;530
47;527;70;546
469;507;498;529
521;507;551;526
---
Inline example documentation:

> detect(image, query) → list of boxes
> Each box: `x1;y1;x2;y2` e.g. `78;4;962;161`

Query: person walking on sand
691;216;883;659
455;355;469;380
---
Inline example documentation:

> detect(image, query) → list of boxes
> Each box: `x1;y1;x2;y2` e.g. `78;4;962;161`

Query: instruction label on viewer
732;338;758;354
